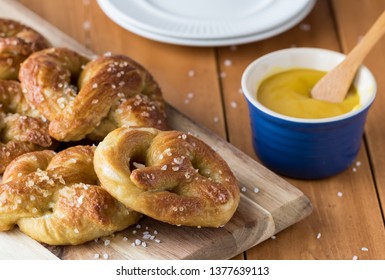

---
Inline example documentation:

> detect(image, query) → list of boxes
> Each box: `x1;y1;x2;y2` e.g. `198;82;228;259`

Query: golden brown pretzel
0;146;141;245
19;47;167;142
0;80;53;173
0;19;50;80
94;127;240;228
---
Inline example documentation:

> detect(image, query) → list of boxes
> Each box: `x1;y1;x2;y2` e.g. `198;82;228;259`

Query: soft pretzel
19;47;167;142
0;19;50;80
0;80;53;173
94;127;240;228
0;146;141;245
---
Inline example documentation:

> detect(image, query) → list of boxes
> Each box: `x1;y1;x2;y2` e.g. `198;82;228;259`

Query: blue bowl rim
241;47;377;124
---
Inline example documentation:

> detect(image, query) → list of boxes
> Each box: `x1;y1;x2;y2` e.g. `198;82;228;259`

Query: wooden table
14;0;385;260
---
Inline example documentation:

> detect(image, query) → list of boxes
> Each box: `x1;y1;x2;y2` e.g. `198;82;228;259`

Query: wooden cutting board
0;0;312;260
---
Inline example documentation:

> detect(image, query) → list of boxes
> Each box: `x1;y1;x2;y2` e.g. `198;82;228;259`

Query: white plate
97;0;316;40
97;0;316;47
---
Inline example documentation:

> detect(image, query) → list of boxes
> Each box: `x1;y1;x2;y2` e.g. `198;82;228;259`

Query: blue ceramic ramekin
241;48;376;179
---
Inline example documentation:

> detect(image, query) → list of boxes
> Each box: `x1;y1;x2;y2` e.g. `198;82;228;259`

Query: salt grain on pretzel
19;47;167;142
94;127;240;228
0;19;50;80
0;146;141;245
0;80;53;173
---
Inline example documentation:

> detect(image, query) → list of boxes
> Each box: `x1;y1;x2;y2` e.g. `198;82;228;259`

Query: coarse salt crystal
213;116;219;123
188;70;195;77
337;192;343;197
253;187;260;193
76;195;84;206
161;165;168;171
123;237;128;241
241;187;247;192
32;208;37;214
352;255;358;260
224;59;232;66
83;21;91;30
133;162;146;169
361;247;369;251
230;101;237;108
173;157;183;165
316;233;321;239
92;83;98;89
103;253;109;259
141;242;147;247
271;235;277;240
94;253;99;259
220;72;227;78
135;239;141;246
30;195;36;201
352;167;357;172
300;23;311;31
135;224;141;229
74;228;79;234
229;45;238;51
104;239;110;246
356;161;362;167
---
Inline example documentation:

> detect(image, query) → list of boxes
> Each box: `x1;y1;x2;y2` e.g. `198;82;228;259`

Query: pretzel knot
0;146;141;245
19;47;167;142
0;80;53;174
0;19;50;80
94;127;240;228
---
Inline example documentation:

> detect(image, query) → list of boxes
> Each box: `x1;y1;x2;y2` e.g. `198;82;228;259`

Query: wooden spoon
311;10;385;103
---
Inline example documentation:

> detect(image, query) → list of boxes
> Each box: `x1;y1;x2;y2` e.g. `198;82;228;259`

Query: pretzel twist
0;146;141;245
94;127;240;228
0;80;53;173
19;48;167;142
0;19;50;80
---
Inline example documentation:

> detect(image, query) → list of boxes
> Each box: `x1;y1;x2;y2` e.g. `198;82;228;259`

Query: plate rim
97;0;316;40
98;0;316;47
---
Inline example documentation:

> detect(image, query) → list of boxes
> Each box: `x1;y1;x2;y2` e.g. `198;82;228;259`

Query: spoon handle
311;10;385;103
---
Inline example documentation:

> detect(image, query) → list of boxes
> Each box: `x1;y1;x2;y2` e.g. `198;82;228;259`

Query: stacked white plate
97;0;316;47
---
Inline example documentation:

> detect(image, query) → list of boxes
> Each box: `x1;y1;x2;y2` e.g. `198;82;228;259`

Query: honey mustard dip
257;68;360;118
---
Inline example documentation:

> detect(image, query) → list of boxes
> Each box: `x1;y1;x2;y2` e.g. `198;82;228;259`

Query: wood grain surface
1;0;385;260
0;0;312;260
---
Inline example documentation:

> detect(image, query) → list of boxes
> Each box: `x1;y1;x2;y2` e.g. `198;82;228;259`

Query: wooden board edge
0;229;59;260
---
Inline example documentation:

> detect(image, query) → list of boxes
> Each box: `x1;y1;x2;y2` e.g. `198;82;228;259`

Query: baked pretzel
0;19;50;80
0;80;53;174
19;47;167;142
0;146;141;245
94;127;240;228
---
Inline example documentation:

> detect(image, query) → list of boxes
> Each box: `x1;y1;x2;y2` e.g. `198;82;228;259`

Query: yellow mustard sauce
257;68;360;119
